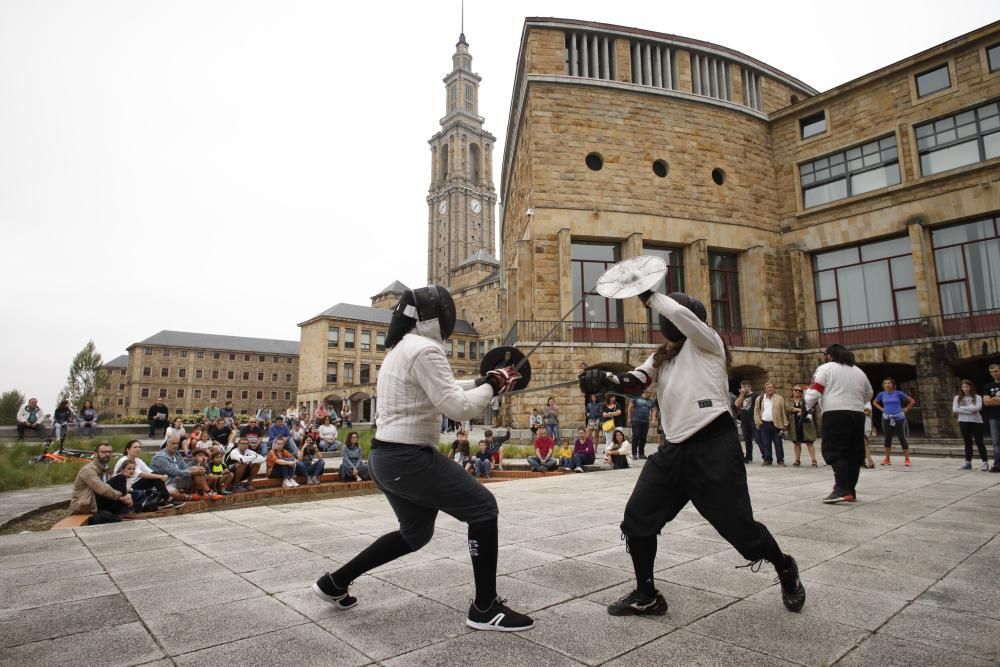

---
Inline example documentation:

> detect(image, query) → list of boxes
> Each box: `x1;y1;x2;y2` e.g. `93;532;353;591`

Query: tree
0;390;24;426
60;340;107;410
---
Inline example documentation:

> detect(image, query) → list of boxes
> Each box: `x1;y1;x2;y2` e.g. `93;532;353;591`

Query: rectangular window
120;368;126;376
213;352;220;360
244;354;250;361
361;329;371;351
211;370;219;379
344;363;354;384
178;368;186;378
932;216;1000;316
159;389;168;398
479;341;485;358
255;391;263;400
271;373;278;382
915;100;1000;176
287;357;293;363
117;399;123;406
915;64;950;97
257;372;264;381
227;370;235;380
813;236;916;329
989;44;1000;73
258;355;265;362
565;31;617;81
272;356;278;363
176;388;184;398
464;84;473;112
800;134;900;208
360;364;370;384
226;390;233;399
118;383;125;391
180;350;188;358
228;353;236;361
328;327;340;347
241;390;248;399
270;391;277;400
162;349;170;357
143;367;151;377
194;389;202;399
196;351;204;359
487;339;495;350
445;340;453;356
344;328;355;349
242;371;249;380
143;347;152;355
572;242;623;326
285;373;291;382
160;368;169;377
326;361;338;384
709;252;742;330
284;391;291;400
457;341;466;359
240;409;248;415
449;84;456;111
141;387;149;398
469;340;478;360
799;111;826;139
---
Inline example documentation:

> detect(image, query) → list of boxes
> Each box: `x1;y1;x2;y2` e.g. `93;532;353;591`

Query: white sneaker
981;462;991;471
282;478;293;488
289;478;300;487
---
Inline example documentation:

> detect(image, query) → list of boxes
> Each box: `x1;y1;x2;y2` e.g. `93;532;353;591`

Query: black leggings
133;477;170;500
960;421;988;462
882;417;908;450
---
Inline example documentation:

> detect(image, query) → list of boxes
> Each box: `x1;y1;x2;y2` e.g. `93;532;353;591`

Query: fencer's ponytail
651;336;732;370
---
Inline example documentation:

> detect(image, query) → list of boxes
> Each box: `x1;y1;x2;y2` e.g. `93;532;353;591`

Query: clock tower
427;31;497;287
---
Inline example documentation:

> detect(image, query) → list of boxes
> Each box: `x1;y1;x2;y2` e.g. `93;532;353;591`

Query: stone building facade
498;18;1000;438
97;354;130;418
110;331;300;418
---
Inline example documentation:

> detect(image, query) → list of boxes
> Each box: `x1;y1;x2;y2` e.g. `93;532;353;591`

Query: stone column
915;342;959;438
908;217;941;335
615;37;632;83
623;232;645;334
684;239;709;304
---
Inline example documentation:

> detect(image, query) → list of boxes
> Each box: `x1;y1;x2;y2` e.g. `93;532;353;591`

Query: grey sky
2;0;997;409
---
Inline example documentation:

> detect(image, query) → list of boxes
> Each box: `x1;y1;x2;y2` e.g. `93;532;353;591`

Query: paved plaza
0;457;998;666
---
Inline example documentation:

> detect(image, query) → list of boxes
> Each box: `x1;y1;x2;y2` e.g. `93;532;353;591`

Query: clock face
438;201;448;214
470;199;482;213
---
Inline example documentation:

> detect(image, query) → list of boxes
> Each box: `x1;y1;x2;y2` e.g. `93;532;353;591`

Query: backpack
132;488;162;513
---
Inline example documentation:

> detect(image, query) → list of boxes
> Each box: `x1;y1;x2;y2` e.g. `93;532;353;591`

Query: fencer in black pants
581;291;805;617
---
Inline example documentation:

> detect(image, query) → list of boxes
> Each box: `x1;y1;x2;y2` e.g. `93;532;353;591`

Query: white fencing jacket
376;331;493;447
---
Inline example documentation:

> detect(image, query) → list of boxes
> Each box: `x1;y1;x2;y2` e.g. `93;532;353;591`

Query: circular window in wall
711;168;726;185
585;152;604;171
652;160;669;178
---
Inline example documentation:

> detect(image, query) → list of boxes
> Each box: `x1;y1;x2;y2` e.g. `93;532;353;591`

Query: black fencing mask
658;292;708;342
385;285;456;348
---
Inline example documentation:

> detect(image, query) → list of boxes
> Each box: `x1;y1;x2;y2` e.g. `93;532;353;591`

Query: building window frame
932;215;1000;320
376;331;386;352
327;326;340;348
344;328;355;350
709;252;742;330
798;109;829;141
344;363;354;385
571;241;624;331
326;361;338;385
914;99;1000;177
799;133;900;209
360;329;371;352
914;62;952;98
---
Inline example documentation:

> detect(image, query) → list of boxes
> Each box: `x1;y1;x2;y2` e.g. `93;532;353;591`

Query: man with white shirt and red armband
312;285;534;632
579;291;806;617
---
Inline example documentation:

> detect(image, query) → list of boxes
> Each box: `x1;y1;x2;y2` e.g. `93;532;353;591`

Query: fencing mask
385;285;457;348
658;292;708;342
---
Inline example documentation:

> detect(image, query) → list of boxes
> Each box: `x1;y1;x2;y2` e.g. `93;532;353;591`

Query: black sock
468;518;499;609
332;531;413;586
626;534;657;596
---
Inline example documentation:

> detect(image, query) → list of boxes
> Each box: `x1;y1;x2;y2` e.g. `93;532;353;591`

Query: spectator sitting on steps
269;416;295;455
298;437;326;485
317;416;340;452
225;437;265;492
147;398;169;439
474;440;493;479
53;400;73;444
16;397;46;440
267;437;299;488
114;439;183;509
76;400;99;437
339;432;369;482
151;437;222;501
483;427;510;471
528;431;558;472
70;442;134;515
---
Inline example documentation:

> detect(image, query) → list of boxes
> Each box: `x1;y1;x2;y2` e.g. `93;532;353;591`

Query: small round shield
595;255;667;299
480;346;531;391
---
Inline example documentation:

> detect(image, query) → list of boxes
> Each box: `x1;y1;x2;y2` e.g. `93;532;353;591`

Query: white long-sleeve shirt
632;293;732;443
376;332;493;447
953;395;983;423
804;361;872;413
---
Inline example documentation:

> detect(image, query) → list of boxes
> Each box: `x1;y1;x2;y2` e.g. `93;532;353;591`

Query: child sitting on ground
556;438;573;469
209;450;234;493
474;440;493;479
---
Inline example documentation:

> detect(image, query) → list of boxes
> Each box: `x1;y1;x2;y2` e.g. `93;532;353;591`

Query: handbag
601;419;615;432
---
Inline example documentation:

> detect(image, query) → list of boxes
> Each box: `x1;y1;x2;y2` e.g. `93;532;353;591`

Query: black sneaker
607;589;669;616
776;555;806;612
466;597;534;631
821;488;855;504
312;573;358;610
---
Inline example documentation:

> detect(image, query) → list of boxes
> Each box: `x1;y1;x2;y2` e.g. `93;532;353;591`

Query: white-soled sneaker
466;597;534;632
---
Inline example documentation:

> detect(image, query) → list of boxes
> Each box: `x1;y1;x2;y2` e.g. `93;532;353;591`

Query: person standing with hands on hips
580;290;805;617
872;378;915;467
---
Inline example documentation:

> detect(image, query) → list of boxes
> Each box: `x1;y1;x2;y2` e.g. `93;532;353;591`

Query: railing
504;309;1000;351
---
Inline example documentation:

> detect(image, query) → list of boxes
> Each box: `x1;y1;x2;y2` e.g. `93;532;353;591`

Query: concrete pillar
623;233;645;330
615;37;632;83
908;217;942;334
742;245;769;328
684;239;709;306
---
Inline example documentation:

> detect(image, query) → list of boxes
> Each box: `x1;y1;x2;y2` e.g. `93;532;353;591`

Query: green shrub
0;443;89;492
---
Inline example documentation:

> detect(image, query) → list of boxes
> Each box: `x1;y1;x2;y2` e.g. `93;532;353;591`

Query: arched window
441;144;449;181
469;144;480;184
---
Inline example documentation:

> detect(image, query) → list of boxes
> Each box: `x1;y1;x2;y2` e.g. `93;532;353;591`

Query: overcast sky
1;0;997;409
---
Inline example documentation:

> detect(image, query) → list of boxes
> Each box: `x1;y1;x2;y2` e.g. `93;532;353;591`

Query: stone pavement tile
172;622;370;667
241;556;339;594
573;544;636;573
110;558;229;592
424;574;573;614
655;555;777;598
370;546;444;573
776;522;867;546
586;579;737;627
149;513;232;531
0;545;92;570
143;594;308;655
708;534;853;571
879;603;1000;661
257;522;359;544
652;551;699;572
918;579;1000;620
747;580;909;631
0;620;163;667
522;532;628;558
191;534;279;557
339;515;408;535
0;555;105;588
275;577;416;618
836;542;961;579
374;558;471;594
942;556;996;586
0;535;81;557
73;522;166;545
528;598;672;665
495;544;563;575
87;534;186;557
837;633;993;667
383;630;578;667
671;524;733;544
211;542;317;573
313;595;470;661
422;532;471;557
123;571;265;616
687;599;868;665
604;628;796;666
869;531;985;563
800;559;936;601
1;573;118;612
167;524;263;545
0;593;136;649
510;558;630;597
497;523;561;545
657;533;732;558
912;515;999;537
299;534;384;561
98;544;205;572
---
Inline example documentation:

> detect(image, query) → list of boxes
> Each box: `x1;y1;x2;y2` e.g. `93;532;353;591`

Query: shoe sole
821;496;852;504
465;619;535;632
311;582;357;610
607;604;668;616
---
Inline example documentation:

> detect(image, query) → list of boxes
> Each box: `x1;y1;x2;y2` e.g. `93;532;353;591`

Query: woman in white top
953;379;989;470
317;416;340;451
285;403;299;425
114;439;183;508
163;418;187;450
